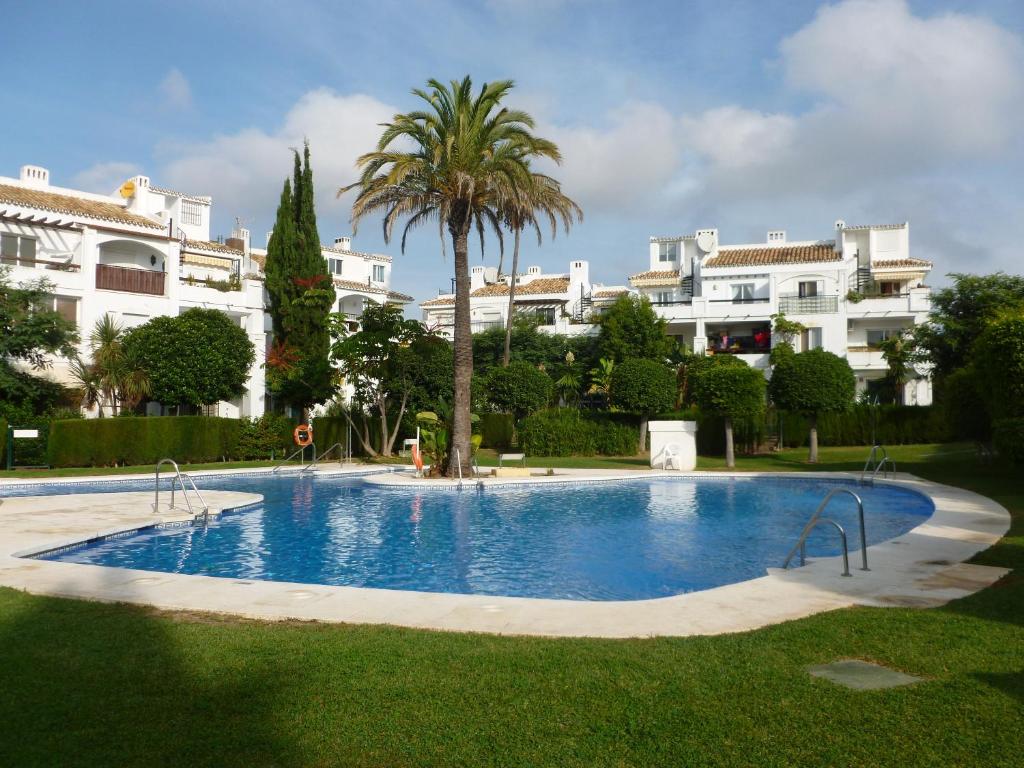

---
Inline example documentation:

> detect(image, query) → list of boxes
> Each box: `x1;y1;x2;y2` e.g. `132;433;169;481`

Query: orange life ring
411;444;424;472
293;424;313;447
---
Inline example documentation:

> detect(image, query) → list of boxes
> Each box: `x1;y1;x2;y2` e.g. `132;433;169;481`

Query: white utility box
648;421;697;471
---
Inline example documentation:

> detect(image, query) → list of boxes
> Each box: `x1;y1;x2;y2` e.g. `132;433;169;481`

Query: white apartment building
629;221;933;404
1;163;411;418
420;259;627;338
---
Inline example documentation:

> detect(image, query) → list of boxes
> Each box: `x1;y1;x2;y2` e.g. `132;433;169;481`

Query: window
42;295;78;325
654;290;674;305
372;264;385;282
1;233;36;266
797;280;819;298
878;281;901;296
535;307;556;325
866;329;896;348
731;283;755;302
658;241;679;262
328;258;343;275
800;327;823;351
181;200;202;226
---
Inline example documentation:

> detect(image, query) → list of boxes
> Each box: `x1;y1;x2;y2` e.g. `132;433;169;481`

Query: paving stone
808;659;924;690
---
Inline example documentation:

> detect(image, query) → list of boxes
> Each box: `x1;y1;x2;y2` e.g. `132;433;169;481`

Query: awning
514;298;567;308
182;252;235;269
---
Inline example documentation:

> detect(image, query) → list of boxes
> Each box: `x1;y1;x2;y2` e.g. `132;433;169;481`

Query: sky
2;0;1022;302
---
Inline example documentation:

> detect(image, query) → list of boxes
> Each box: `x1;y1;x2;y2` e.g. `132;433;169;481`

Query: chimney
470;265;486;292
334;236;352;250
230;225;251;254
266;230;274;247
20;165;50;189
527;266;542;276
767;230;786;244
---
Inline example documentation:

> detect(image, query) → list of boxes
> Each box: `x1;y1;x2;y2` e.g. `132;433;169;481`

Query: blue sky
3;0;1022;301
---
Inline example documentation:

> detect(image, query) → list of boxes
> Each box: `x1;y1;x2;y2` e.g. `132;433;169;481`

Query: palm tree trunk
725;416;735;469
502;227;521;368
450;222;473;478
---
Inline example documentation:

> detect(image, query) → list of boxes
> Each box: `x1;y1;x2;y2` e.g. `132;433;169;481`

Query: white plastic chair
660;443;681;470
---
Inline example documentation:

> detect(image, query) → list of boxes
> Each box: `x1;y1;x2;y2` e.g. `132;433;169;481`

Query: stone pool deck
0;469;1011;638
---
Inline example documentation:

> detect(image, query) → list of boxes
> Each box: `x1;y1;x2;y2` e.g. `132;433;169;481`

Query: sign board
12;429;39;439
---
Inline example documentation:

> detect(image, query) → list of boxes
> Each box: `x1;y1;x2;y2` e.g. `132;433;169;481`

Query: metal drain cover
808;659;924;690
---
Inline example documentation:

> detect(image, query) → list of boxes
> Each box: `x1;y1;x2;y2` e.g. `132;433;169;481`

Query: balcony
778;294;839;314
95;264;165;296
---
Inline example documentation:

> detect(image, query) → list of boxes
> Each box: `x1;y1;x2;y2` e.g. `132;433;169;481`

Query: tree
769;312;804;367
501;176;581;366
597;294;674;363
678;352;746;408
692;365;766;468
264;142;335;417
0;267;78;416
609;358;677;454
70;315;150;416
486;361;553;420
768;349;855;463
123;309;254;409
972;310;1024;419
878;330;917;405
915;272;1024;381
329;303;434;457
343;77;567;477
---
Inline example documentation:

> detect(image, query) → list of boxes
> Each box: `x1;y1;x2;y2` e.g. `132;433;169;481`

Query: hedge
776;404;949;448
48;416;242;467
0;417;6;466
517;409;639;456
480;413;515;449
312;415;405;458
993;417;1024;466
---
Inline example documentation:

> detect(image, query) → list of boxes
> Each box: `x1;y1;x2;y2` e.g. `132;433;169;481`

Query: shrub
768;349;855;462
609;358;677;453
972;311;1024;419
47;416;241;467
480;413;515;449
486;362;553;420
776;404;949;448
992;417;1024;466
236;413;295;460
517;409;638;457
940;368;990;442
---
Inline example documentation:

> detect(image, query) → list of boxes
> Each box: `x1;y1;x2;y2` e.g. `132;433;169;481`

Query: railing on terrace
778;294;839;314
0;256;80;271
649;298;693;306
95;263;165;296
708;297;770;304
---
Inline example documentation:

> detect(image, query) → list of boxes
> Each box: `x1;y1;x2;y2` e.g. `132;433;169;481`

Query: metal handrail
860;445;888;485
154;459;208;519
301;441;344;472
870;457;896;485
783;487;868;575
454;448;463;489
271;444;312;473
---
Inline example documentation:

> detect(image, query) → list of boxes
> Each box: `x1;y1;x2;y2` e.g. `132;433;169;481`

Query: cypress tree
264;141;335;417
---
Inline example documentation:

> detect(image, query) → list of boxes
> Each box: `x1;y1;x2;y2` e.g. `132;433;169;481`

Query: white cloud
159;68;193;111
543;101;684;212
158;89;397;240
70;161;142;194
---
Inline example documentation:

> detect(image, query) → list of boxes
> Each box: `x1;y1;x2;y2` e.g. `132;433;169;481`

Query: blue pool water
17;474;933;600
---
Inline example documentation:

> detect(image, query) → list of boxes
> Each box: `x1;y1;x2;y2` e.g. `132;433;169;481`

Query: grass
0;443;1021;766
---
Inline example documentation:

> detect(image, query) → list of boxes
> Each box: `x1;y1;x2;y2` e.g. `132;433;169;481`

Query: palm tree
341;76;568;476
69;315;150;415
501;174;582;367
878;331;915;405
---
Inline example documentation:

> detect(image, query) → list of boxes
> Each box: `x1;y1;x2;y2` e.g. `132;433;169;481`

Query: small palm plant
69;315;150;416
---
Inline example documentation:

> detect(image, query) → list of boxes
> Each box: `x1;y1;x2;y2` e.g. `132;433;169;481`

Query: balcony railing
778;294;839;314
649;298;693;306
1;256;80;272
95;264;165;296
709;297;770;304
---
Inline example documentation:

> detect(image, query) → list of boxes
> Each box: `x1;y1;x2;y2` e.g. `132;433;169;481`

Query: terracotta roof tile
705;243;839;268
333;277;389;295
421;295;455;307
0;183;162;229
184;239;243;256
629;269;680;282
471;277;570;297
249;253;266;269
387;289;414;303
872;258;932;269
593;289;628;298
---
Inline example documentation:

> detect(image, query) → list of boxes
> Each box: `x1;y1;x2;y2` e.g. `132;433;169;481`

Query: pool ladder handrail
299;442;344;473
860;445;896;486
782;488;869;576
271;443;314;474
453;448;464;489
154;458;209;521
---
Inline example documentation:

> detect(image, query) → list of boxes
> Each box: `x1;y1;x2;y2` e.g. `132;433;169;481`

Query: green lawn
0;444;1021;766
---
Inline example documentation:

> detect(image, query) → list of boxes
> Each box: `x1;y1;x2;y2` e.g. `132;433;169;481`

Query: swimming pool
22;473;933;601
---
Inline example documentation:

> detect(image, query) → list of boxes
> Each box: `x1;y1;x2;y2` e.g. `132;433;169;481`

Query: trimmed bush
236;413;295;460
486;362;553;420
609;358;677;453
480;413;515;449
47;416;241;468
517;409;639;457
993;417;1024;466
